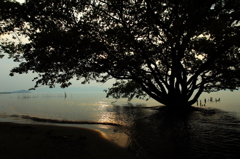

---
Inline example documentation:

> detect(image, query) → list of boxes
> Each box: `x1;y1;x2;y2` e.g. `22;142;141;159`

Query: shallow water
0;92;157;147
1;91;240;158
114;107;240;158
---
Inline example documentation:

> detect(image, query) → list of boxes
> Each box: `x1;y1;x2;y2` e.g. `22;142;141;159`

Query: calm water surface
1;91;240;158
0;92;158;147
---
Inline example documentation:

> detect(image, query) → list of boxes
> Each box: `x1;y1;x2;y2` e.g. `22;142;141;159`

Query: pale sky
0;55;113;92
0;56;36;91
0;0;114;92
16;0;25;3
1;0;240;109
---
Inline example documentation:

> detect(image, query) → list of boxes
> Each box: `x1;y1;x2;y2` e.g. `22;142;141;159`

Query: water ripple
111;106;240;159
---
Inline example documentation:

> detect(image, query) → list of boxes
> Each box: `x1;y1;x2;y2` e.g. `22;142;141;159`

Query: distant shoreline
0;92;12;94
0;90;31;94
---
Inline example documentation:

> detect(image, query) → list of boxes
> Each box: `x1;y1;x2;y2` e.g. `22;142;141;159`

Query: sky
0;0;112;92
1;0;239;109
0;56;112;92
1;1;239;94
16;0;25;3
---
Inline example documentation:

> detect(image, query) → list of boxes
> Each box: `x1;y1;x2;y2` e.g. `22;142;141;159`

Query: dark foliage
1;0;240;107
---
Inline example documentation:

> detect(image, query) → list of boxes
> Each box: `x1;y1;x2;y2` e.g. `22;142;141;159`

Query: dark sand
0;122;137;159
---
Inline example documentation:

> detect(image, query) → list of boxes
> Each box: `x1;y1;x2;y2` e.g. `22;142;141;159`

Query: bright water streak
1;91;240;155
0;92;158;122
0;92;159;147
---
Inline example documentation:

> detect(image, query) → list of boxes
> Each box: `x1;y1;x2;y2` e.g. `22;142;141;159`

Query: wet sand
0;122;137;159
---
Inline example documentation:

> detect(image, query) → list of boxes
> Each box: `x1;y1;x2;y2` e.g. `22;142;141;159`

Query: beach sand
0;122;137;159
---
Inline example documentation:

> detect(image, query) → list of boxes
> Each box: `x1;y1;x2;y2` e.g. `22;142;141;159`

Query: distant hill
1;87;107;94
0;90;31;94
11;90;31;93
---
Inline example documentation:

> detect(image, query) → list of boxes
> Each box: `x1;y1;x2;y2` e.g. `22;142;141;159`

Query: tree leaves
1;0;240;107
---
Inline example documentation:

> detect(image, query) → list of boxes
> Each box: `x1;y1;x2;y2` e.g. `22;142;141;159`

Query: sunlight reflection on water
0;92;147;147
1;91;240;156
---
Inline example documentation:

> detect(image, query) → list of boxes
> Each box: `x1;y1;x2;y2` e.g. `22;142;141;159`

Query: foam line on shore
10;114;121;126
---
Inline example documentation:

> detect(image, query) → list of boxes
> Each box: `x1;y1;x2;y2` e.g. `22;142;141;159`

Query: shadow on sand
110;105;240;159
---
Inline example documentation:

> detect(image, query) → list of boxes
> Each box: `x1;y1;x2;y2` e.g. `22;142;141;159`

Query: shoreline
0;114;131;148
0;122;137;159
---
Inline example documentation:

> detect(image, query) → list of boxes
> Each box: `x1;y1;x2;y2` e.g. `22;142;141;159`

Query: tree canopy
1;0;240;108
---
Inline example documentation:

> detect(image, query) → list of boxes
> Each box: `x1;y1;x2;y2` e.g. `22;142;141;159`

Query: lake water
0;92;159;147
1;91;240;158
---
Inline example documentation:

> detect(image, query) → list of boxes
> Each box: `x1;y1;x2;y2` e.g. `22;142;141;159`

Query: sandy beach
0;122;137;159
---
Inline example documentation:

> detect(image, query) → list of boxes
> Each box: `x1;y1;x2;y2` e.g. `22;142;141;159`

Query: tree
1;0;240;108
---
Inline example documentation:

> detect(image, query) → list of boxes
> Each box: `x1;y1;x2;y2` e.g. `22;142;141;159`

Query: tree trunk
163;92;193;109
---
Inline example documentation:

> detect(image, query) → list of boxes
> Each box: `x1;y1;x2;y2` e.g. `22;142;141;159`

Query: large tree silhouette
1;0;240;108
